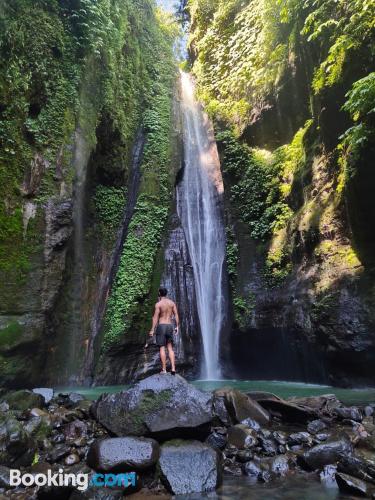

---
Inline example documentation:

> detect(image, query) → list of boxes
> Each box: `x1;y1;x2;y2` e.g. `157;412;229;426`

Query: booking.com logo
9;469;137;491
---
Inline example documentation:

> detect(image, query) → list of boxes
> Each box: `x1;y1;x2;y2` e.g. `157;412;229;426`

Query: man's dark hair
159;287;168;297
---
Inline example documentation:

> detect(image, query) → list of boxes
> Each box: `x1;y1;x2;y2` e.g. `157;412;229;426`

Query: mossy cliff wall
0;0;178;387
187;0;375;386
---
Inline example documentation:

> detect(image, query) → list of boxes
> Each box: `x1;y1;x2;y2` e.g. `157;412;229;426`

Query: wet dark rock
206;430;227;450
315;433;329;442
288;432;313;446
0;414;36;466
87;437;159;473
32;388;54;404
214;388;270;425
0;465;12;488
47;443;71;462
255;396;318;424
334;407;363;422
320;465;338;488
364;406;374;417
158;440;221;495
338;455;375;484
270;455;289;476
63;420;88;443
236;449;254;463
273;431;287;445
243;460;262;478
223;445;237;459
335;472;367;497
259;437;278;456
259;470;273;483
212;396;231;426
240;418;261;432
1;391;45;411
92;374;213;439
288;395;341;414
300;439;353;470
227;425;257;449
307;419;328;435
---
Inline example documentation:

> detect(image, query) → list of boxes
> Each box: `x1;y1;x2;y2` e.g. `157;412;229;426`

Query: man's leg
159;346;167;373
167;342;175;372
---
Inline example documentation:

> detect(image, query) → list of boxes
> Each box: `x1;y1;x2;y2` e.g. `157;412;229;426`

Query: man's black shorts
156;324;174;346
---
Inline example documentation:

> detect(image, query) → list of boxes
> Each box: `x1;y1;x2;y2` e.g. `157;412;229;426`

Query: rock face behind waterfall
92;374;214;439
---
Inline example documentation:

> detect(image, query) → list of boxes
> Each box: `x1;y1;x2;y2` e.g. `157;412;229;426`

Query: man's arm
149;304;160;336
173;302;180;333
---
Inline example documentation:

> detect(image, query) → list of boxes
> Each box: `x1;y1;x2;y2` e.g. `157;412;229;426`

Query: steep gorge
187;0;375;385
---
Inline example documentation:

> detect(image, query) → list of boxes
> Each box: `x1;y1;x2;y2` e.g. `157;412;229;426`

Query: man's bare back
156;298;177;325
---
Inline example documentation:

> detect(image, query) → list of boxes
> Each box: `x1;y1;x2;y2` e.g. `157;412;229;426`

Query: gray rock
0;402;9;412
255;396;318;423
1;390;44;411
320;465;338;488
206;430;227;450
316;433;329;442
259;437;278;456
335;472;367;497
159;440;221;495
32;388;54;404
307;419;327;435
243;460;262;478
236;449;253;463
364;406;374;417
273;431;287;445
300;439;353;470
241;418;261;432
227;425;257;449
288;432;313;446
338;454;375;483
0;414;36;467
92;374;213;439
214;388;270;425
334;407;362;422
64;453;80;466
271;455;289;476
0;465;12;488
87;437;159;472
47;443;71;463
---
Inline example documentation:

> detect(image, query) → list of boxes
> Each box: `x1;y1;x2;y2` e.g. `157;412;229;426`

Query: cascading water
178;71;228;380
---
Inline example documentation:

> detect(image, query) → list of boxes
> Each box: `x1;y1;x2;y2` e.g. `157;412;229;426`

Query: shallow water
56;379;375;405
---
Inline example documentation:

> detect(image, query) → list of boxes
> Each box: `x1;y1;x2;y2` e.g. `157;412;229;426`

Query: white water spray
178;71;227;380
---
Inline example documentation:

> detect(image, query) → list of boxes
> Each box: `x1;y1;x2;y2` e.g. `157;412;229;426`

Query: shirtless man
149;287;179;374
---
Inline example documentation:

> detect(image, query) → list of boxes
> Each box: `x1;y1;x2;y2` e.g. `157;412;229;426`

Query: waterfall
178;71;228;380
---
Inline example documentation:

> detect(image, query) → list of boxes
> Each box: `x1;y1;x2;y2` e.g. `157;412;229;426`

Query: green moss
94;185;126;245
233;293;255;330
0;322;23;348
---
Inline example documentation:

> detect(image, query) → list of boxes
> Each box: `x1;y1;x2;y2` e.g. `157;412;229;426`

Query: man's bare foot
160;369;167;374
171;370;176;376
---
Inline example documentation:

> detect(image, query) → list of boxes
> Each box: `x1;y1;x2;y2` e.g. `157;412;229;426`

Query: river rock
300;439;353;470
92;374;213;439
335;472;367;497
227;425;257;449
259;437;278;456
334;407;363;422
1;390;45;411
255;396;317;424
338;455;375;483
0;465;12;488
236;449;254;463
364;406;374;417
206;430;227;450
241;418;261;432
158;440;221;495
87;437;159;472
0;414;36;467
270;455;289;476
288;432;313;446
242;460;262;478
32;388;54;404
214;388;270;425
307;419;327;434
